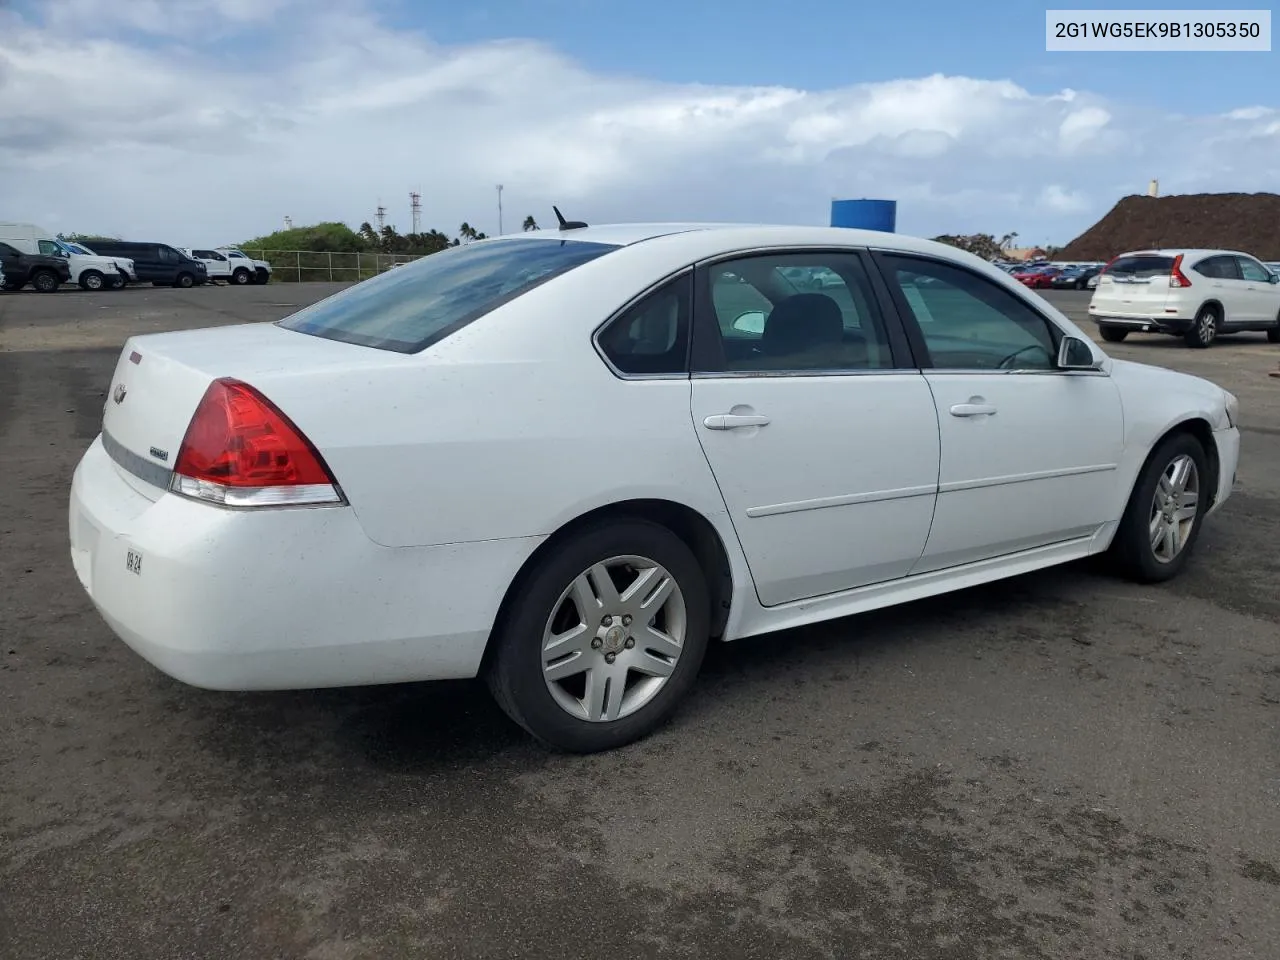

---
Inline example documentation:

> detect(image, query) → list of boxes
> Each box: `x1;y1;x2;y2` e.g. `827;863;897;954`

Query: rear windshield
278;237;619;353
1106;255;1174;279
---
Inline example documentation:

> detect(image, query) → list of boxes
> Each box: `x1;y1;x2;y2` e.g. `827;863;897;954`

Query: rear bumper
68;435;542;691
1089;313;1193;334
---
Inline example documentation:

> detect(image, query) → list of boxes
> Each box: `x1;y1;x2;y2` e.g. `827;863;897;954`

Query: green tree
522;215;538;231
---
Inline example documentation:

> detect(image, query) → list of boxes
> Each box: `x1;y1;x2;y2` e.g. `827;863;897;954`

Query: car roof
1114;248;1253;258
483;221;978;259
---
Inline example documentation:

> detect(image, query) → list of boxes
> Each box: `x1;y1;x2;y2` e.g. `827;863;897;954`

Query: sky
0;0;1276;248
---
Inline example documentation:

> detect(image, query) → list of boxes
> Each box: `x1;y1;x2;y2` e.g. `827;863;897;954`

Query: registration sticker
125;548;143;576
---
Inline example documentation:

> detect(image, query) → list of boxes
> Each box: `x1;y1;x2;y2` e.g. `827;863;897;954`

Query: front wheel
1267;315;1280;343
1099;325;1129;343
486;519;711;753
79;270;106;291
232;268;251;285
32;270;60;293
109;274;126;289
1110;432;1209;583
174;272;194;288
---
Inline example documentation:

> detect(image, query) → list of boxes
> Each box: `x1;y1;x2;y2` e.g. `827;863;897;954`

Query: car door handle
949;402;997;418
703;414;771;430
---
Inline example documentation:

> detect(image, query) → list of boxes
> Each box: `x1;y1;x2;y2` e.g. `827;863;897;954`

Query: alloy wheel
1149;454;1199;563
541;555;687;723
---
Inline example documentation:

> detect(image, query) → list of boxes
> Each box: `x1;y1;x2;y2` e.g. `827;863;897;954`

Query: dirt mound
1058;192;1280;261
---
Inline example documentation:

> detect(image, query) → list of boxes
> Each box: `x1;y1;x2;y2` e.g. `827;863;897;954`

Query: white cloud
1;1;1278;246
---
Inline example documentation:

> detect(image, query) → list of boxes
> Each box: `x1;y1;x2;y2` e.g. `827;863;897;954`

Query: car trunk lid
1091;254;1178;316
99;322;413;501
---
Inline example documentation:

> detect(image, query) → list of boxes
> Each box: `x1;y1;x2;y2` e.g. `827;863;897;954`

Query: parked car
83;241;208;288
70;222;1241;753
1049;265;1102;290
61;240;137;289
0;241;72;292
1088;248;1280;347
0;223;124;292
216;248;272;285
1013;265;1060;289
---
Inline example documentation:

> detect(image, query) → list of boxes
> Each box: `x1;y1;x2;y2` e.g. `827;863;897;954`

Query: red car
1012;265;1061;289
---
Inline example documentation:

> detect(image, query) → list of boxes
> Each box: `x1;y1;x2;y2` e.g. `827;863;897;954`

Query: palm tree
522;215;538;232
458;222;479;243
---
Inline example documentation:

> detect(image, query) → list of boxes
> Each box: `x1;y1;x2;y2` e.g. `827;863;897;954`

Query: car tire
1110;431;1210;584
232;268;251;285
1075;278;1086;290
1099;325;1129;343
174;272;194;289
32;270;60;293
486;518;711;753
254;270;269;285
1184;305;1218;348
1267;315;1280;343
109;275;126;289
79;270;106;291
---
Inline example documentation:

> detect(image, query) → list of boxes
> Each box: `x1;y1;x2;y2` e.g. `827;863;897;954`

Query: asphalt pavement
2;282;1278;959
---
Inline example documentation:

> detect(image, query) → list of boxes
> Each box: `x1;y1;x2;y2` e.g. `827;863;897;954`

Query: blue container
830;198;897;233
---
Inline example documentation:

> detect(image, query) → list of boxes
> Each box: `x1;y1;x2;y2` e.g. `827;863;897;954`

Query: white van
0;222;125;291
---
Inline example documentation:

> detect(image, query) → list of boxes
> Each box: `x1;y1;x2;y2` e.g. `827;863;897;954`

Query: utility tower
496;184;504;235
375;203;386;233
409;191;422;234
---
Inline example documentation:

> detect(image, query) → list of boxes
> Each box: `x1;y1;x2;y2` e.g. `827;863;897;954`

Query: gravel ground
2;283;1278;960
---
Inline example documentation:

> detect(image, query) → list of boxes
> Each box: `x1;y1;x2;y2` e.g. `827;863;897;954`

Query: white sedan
69;222;1241;753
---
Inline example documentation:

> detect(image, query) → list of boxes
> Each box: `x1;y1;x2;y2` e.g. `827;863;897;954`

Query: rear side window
1194;256;1240;280
1106;255;1175;279
280;238;619;353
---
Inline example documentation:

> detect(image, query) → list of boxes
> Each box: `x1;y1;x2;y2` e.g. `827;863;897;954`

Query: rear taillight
1169;254;1192;288
169;378;344;507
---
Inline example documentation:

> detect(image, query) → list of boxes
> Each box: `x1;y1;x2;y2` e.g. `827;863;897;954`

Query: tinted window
1195;256;1239;280
597;273;691;376
883;255;1057;371
38;240;62;256
695;252;895;373
1237;257;1271;282
1106;255;1175;279
279;238;618;354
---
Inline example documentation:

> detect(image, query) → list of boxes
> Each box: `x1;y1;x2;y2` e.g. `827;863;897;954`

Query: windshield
67;243;93;255
278;237;619;353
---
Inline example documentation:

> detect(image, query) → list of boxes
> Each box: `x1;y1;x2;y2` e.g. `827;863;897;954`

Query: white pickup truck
183;247;272;285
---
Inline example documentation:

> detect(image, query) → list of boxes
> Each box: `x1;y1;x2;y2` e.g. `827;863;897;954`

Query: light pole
496;184;503;235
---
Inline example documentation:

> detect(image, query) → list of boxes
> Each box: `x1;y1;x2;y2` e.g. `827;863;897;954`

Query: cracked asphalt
2;283;1278;959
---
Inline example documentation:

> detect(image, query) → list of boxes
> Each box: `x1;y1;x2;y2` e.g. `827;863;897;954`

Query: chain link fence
242;250;430;283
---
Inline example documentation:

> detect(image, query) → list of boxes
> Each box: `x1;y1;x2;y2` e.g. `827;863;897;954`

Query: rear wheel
1184;305;1218;348
1110;432;1209;583
1099;325;1129;343
32;270;60;293
486;519;711;753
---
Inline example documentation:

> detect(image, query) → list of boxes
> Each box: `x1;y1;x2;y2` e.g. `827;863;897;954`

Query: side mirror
1268;274;1278;284
1058;335;1101;370
732;310;766;335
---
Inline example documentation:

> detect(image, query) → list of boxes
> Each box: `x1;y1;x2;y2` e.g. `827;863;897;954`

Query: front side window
38;240;62;256
882;254;1058;371
596;273;691;376
1237;256;1272;282
695;252;896;373
279;238;619;353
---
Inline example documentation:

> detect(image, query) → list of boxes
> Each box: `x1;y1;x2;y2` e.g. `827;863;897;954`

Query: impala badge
112;383;127;404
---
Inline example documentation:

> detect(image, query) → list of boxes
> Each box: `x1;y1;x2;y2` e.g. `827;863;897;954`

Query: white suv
1087;249;1280;347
